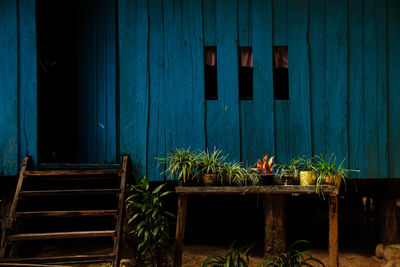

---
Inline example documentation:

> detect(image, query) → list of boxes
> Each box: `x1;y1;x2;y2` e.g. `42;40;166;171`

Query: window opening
239;47;253;100
204;46;218;100
273;46;289;100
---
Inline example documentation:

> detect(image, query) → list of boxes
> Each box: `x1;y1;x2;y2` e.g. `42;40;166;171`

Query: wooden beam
0;263;72;267
24;169;122;176
14;210;118;218
19;189;120;196
175;185;336;195
376;198;400;244
7;230;116;241
329;194;339;267
264;195;286;255
1;254;114;263
174;195;187;267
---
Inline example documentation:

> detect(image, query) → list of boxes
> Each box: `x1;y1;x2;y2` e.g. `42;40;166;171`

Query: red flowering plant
251;154;277;175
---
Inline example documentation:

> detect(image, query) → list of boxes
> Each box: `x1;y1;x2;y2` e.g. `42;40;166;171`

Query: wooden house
1;0;400;181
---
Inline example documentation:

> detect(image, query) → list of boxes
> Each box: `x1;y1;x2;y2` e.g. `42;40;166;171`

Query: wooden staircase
0;156;129;267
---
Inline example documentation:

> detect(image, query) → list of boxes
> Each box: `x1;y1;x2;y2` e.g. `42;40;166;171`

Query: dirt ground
181;245;385;267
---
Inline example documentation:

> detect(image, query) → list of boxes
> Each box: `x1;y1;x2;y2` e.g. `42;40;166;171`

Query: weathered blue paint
0;0;18;176
2;0;400;179
388;0;400;178
309;0;327;157
287;0;312;159
364;0;388;178
240;0;274;166
348;0;366;178
18;0;38;169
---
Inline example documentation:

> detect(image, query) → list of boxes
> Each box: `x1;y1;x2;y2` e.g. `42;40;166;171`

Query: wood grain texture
175;185;337;194
364;0;388;178
272;0;287;46
7;230;116;241
14;210;118;218
388;0;400;178
203;0;217;46
174;195;187;267
207;0;240;161
309;0;327;157
0;0;18;176
329;195;339;267
326;0;348;167
18;0;38;169
264;195;286;254
287;0;312;159
147;0;166;181
348;0;366;178
240;0;274;166
2;254;114;263
238;0;251;47
119;0;148;176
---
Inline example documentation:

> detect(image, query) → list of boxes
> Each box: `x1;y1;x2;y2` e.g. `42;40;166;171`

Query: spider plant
276;155;304;178
158;148;199;183
257;240;324;267
202;242;254;267
198;148;227;175
221;161;246;185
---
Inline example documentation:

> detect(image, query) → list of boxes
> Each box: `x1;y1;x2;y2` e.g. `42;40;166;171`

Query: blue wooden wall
0;0;37;176
119;0;400;180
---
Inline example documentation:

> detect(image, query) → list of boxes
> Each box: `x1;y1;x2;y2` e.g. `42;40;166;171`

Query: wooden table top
175;185;338;195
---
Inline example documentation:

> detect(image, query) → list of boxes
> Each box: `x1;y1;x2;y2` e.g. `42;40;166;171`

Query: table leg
264;194;286;255
174;195;187;267
329;194;339;267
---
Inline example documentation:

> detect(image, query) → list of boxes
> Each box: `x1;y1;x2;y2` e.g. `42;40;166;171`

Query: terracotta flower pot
202;173;217;185
324;174;342;190
300;171;316;185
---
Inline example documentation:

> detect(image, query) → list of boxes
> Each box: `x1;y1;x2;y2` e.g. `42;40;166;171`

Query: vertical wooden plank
364;0;388;178
264;195;286;255
240;0;274;166
309;0;327;157
97;0;107;162
238;0;250;47
173;195;187;267
0;0;18;175
119;0;149;176
206;0;240;161
18;0;38;168
326;0;348;165
203;0;216;46
388;0;400;178
147;0;166;181
105;0;117;163
272;0;287;46
329;194;339;267
287;0;312;159
272;0;289;165
348;0;365;177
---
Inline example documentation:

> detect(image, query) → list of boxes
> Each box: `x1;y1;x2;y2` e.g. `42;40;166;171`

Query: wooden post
328;194;339;267
376;198;400;244
264;194;286;255
174;195;187;267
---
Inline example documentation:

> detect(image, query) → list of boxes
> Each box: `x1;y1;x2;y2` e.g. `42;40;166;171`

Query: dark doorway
37;0;118;164
37;0;78;163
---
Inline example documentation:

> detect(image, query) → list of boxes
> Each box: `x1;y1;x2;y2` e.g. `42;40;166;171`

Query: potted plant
198;148;227;185
221;161;246;185
314;154;359;197
158;148;199;185
299;157;317;186
252;154;279;185
276;156;303;185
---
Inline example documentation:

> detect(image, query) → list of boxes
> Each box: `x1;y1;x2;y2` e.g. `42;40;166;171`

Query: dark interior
37;0;78;163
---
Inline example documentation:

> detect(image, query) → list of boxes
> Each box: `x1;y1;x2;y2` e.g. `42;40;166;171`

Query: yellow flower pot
300;171;316;185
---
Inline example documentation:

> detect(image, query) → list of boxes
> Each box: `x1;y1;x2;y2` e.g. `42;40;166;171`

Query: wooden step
40;162;121;170
2;254;115;263
24;170;122;177
7;230;116;241
14;210;118;218
0;263;73;267
19;189;120;197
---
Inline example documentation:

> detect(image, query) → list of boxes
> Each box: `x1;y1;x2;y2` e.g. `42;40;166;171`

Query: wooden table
173;185;339;267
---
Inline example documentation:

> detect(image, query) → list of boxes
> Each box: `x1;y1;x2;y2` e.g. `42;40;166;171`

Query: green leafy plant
251;154;277;175
198;148;227;175
158;147;199;183
276;155;305;177
300;157;315;171
126;178;175;265
221;161;246;185
258;240;324;267
202;242;254;267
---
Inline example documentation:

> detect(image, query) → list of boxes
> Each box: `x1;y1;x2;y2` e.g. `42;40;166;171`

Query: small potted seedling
252;154;279;185
299;157;317;186
276;156;304;185
198;148;227;185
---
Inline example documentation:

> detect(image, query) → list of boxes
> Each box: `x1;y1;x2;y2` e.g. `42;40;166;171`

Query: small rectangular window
204;46;218;100
239;47;253;100
273;46;289;100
